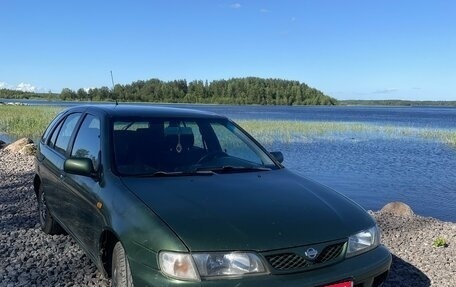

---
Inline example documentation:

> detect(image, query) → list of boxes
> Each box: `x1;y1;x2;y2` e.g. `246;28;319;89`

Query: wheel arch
100;229;120;278
33;174;41;198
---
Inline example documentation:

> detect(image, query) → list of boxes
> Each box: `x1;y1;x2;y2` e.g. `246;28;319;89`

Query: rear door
41;112;82;221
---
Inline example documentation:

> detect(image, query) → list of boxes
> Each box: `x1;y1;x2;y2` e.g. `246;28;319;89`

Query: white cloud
0;81;47;92
260;8;270;13
0;82;9;89
230;3;241;9
84;87;96;93
16;82;37;92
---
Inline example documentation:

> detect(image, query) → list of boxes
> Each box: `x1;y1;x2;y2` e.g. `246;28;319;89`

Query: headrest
164;127;194;152
136;125;164;139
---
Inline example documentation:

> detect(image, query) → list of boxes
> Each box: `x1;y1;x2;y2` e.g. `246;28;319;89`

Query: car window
54;113;82;155
111;117;276;176
164;120;205;149
48;120;64;149
113;121;149;131
210;122;262;165
71;114;101;170
41;112;65;144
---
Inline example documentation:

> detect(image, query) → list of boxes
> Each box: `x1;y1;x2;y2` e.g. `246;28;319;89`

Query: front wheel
37;185;64;235
112;242;134;287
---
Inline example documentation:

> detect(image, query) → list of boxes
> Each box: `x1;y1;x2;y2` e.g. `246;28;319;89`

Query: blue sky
1;0;455;101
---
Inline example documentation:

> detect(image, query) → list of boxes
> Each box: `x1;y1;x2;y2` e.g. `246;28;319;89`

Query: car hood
121;169;375;252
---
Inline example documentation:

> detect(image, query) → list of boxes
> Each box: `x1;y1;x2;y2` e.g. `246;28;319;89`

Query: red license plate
324;281;353;287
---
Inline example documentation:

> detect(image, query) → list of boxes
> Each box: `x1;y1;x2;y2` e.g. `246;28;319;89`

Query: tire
112;242;134;287
37;185;64;235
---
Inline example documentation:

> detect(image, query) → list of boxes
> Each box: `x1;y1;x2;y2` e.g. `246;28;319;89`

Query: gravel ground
1;148;455;286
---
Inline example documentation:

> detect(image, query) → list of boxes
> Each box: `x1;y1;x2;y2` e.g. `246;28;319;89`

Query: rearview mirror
270;151;284;163
64;158;98;179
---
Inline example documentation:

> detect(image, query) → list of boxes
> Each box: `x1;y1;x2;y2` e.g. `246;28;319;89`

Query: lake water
193;105;456;222
2;100;456;221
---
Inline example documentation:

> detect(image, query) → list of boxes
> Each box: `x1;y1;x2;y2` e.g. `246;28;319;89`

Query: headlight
159;251;267;281
346;225;380;257
193;252;267;278
159;252;199;281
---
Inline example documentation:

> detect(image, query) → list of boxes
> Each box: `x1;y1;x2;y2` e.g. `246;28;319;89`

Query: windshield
111;117;278;176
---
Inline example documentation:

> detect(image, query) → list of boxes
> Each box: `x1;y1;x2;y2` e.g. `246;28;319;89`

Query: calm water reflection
263;136;456;222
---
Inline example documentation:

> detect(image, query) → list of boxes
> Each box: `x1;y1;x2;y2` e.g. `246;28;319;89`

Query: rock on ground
1;148;455;286
3;138;36;156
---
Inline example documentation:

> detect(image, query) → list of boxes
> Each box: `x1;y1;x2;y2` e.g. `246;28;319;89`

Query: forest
0;77;337;105
0;89;56;100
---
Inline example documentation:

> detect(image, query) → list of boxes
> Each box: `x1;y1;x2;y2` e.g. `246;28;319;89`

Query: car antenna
110;70;119;106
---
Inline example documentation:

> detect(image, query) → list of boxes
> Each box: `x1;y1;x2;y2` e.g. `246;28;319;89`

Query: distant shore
339;99;456;107
2;97;456;107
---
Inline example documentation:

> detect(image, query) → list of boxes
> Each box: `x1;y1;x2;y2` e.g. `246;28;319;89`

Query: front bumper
129;245;391;287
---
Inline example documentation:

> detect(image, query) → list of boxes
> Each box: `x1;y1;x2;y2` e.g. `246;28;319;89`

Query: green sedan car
34;105;391;287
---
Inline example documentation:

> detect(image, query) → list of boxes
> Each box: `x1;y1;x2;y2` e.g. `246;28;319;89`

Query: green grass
420;129;456;146
0;106;63;140
432;237;448;248
447;133;456;146
1;106;455;149
237;120;369;143
237;120;456;147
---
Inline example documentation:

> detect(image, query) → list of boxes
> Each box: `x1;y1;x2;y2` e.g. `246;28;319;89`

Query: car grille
265;243;345;272
267;253;311;270
316;243;345;263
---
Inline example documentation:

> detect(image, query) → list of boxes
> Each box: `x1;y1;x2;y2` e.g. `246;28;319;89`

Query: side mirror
270;151;284;163
64;158;98;179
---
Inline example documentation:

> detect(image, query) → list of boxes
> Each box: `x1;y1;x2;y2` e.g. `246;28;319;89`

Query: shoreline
1;145;455;286
2;97;456;107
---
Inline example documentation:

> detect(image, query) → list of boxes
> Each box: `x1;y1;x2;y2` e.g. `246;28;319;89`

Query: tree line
58;77;336;105
0;89;57;100
3;79;455;107
1;77;336;105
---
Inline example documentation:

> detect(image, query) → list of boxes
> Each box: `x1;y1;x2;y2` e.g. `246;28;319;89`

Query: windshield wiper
195;166;271;173
135;170;215;177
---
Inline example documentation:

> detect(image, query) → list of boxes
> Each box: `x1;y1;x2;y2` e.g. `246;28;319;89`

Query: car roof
66;104;226;119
